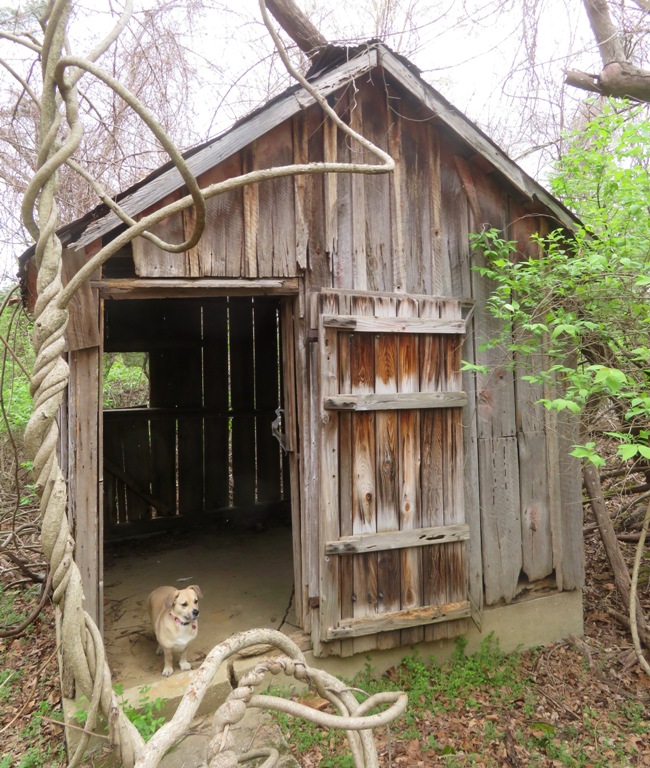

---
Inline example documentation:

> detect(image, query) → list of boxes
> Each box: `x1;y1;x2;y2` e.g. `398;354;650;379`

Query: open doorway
100;296;301;686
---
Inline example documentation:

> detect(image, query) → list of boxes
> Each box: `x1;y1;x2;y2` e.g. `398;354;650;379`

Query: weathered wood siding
316;290;469;656
60;64;583;637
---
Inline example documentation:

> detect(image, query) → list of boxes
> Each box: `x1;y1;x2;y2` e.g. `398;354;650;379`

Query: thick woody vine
6;1;404;766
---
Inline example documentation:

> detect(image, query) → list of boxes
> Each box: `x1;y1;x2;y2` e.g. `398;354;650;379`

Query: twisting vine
11;1;403;766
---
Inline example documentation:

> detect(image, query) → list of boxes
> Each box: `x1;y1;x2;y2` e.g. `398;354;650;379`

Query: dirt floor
1;510;649;767
102;525;299;689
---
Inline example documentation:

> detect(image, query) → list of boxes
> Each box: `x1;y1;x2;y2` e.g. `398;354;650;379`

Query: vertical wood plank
349;100;367;291
440;147;471;296
359;83;392;292
337;294;354;656
442;299;468;637
132;195;187;277
243;147;259;278
509;209;554;584
191;153;245;277
396;296;423;646
255;299;282;504
281;299;304;623
323;117;338;286
306;109;330;288
121;419;152;522
203;298;231;510
304;295;319;637
374;295;401;651
429;132;445;295
255;124;295;277
318;291;341;653
420;299;447;641
293;114;310;271
461;305;484;617
349;294;378;655
229;298;256;508
388;113;406;292
479;436;522;604
334;95;353;289
69;347;101;626
519;431;553;580
400;116;432;294
555;408;585;589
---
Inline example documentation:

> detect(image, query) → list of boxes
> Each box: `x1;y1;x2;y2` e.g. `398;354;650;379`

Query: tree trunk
582;0;626;64
266;0;328;59
583;462;650;647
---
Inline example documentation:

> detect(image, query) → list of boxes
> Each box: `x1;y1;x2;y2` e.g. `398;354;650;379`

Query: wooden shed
22;41;585;659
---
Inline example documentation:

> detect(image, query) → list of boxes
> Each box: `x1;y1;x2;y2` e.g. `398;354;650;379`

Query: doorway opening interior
101;296;298;687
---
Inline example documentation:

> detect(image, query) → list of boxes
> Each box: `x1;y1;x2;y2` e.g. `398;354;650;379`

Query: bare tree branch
566;0;650;101
265;0;328;59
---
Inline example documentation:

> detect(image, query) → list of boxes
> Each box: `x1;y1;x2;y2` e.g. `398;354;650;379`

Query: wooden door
318;290;471;648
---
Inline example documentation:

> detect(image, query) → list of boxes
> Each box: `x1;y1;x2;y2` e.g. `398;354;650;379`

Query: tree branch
582;0;627;64
265;0;328;59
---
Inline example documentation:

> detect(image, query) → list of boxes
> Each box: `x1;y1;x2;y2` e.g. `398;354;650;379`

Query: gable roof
46;41;581;255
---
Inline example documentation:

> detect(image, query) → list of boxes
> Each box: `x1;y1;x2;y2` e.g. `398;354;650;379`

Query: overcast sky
0;0;600;280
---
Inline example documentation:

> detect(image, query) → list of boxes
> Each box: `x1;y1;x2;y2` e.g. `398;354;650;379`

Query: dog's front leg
178;648;191;672
161;647;174;676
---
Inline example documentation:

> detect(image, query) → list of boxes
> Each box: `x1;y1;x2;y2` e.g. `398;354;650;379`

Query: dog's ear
164;590;179;609
189;585;203;600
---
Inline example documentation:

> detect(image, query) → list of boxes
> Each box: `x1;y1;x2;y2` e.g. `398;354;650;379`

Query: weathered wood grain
388;109;406;291
350;97;368;290
349;294;378;654
519;431;553;581
324;391;467;411
187;153;244;277
318;291;342;653
62;248;101;350
325;523;469;554
440;147;471;296
396;296;423;646
373;295;401;650
479;436;522;604
69;348;101;625
132;192;187;277
359;83;392;291
323;315;466;334
336;293;355;656
96;278;299;299
328;600;471;639
255;123;296;277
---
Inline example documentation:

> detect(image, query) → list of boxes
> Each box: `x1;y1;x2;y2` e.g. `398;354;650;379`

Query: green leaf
617;444;638;461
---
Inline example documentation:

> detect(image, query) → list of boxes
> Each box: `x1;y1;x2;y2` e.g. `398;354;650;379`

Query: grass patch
268;634;649;768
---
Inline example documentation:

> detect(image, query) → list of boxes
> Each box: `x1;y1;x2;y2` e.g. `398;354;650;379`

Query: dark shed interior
103;297;290;539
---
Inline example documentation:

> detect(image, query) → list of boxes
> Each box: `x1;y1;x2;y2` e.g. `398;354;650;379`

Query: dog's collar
170;612;196;629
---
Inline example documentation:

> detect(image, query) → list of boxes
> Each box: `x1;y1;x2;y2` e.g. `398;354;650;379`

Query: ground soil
1;504;649;767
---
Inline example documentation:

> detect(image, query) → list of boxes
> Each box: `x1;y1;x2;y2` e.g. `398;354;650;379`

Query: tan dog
147;585;203;676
